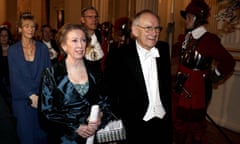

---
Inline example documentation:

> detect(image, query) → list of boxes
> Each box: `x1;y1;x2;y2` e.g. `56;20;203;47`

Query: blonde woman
8;12;51;144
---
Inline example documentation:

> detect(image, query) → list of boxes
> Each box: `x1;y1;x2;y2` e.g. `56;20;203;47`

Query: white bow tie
144;48;160;59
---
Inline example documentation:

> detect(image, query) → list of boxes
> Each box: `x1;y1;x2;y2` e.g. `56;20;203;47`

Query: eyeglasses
137;25;162;33
83;16;99;19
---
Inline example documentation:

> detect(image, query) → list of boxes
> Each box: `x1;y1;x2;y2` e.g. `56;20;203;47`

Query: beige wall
2;0;43;35
64;0;81;24
1;0;17;35
0;0;221;42
0;0;190;43
0;1;7;23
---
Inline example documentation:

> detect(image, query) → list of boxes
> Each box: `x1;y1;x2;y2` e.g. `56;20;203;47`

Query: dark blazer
103;39;172;143
40;39;59;53
94;29;102;45
40;39;60;64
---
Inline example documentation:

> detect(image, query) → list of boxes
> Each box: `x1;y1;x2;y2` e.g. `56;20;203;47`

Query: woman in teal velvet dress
39;23;112;144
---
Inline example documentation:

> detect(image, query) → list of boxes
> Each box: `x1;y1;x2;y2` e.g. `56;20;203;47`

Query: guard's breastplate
180;38;212;70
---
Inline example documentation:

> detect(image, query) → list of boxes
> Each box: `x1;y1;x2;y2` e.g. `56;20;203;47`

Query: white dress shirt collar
191;26;207;39
136;41;166;121
136;41;160;60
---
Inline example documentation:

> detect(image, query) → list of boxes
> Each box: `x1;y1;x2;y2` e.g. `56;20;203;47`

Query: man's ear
80;17;85;24
131;25;138;37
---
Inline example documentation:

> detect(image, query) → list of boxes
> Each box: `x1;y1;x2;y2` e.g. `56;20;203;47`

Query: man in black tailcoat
103;9;172;144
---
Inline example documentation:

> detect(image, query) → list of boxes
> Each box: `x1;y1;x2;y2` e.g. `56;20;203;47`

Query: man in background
40;24;60;64
81;6;105;75
103;9;172;144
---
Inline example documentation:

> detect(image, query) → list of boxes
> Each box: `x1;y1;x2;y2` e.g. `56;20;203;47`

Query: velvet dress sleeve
40;66;112;137
39;67;89;130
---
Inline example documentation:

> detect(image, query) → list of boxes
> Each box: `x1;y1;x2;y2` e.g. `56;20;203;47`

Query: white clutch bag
96;119;126;143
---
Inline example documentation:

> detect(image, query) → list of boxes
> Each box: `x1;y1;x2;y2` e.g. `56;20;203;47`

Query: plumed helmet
114;17;131;34
180;0;210;24
100;21;113;37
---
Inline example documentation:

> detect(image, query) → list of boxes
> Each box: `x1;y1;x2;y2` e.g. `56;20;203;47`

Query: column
92;0;110;23
135;0;158;13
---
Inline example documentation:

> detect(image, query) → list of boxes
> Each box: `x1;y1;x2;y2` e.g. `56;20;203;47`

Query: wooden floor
172;121;240;144
170;64;240;144
205;120;240;144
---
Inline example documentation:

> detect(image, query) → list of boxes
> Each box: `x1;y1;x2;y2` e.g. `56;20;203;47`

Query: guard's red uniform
173;31;235;144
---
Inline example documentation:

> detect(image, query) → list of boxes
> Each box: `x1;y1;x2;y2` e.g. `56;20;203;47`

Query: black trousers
125;117;173;144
